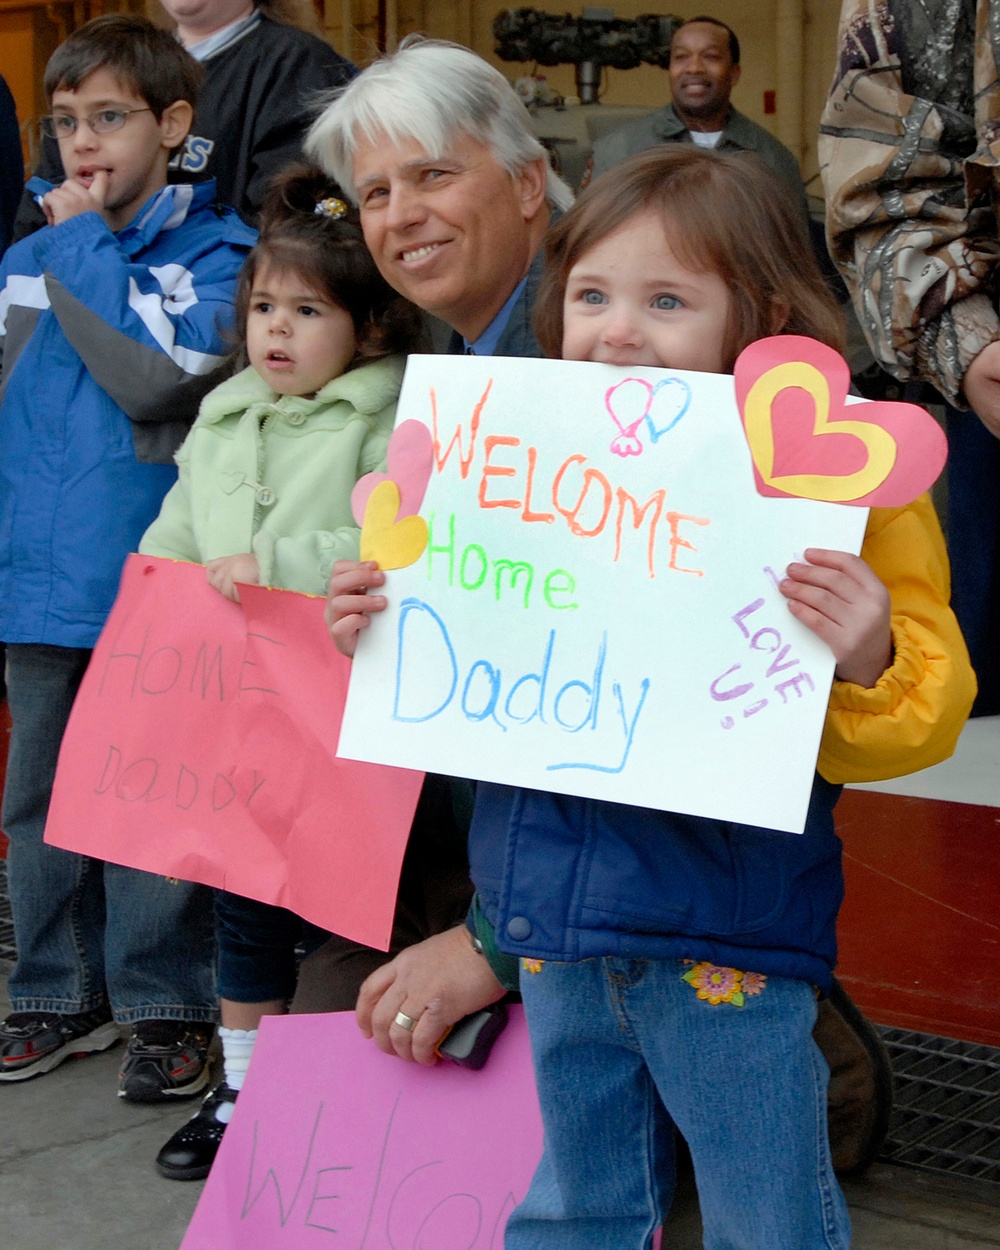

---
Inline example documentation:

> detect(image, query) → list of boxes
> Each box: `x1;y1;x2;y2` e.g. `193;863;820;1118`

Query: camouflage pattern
820;0;1000;404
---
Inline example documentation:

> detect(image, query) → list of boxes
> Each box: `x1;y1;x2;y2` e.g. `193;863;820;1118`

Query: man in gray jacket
587;15;808;224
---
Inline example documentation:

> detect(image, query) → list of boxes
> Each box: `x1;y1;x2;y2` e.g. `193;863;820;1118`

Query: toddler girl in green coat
140;163;423;1179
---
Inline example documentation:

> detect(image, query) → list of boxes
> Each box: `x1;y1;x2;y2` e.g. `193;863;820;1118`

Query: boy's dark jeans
3;642;217;1023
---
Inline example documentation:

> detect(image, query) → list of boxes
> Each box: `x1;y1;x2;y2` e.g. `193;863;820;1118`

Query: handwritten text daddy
91;624;278;815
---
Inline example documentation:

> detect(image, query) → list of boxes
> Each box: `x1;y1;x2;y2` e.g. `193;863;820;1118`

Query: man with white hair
283;40;572;1028
306;36;573;356
272;37;572;1029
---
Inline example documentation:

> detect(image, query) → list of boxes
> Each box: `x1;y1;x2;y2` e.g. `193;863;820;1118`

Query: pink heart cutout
352;420;434;526
734;335;948;507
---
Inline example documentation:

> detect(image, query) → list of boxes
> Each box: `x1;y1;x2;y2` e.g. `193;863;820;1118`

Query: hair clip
314;196;348;220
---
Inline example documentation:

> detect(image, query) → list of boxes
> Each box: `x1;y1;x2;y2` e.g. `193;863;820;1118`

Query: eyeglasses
40;107;153;139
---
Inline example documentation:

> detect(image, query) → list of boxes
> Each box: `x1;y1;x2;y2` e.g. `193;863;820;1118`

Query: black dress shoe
155;1081;238;1180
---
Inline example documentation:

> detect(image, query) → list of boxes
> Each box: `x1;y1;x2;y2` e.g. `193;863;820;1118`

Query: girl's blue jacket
471;776;845;990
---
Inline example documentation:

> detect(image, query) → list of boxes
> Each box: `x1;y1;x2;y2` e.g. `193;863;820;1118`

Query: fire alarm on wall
763;90;776;114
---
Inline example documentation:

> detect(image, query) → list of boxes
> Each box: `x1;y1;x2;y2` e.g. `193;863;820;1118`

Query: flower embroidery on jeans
522;958;544;974
681;961;767;1006
741;970;767;997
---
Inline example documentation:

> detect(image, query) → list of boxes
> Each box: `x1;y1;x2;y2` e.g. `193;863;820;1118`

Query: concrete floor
4;976;1000;1250
0;1016;203;1247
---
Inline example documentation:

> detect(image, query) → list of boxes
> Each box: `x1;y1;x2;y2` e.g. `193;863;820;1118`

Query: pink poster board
181;1008;544;1250
44;555;424;950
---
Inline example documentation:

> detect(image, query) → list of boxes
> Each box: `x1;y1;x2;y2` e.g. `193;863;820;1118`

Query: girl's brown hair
536;146;844;369
235;164;425;370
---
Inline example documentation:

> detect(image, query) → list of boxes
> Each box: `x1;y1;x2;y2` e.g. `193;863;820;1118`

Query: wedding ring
394;1010;417;1032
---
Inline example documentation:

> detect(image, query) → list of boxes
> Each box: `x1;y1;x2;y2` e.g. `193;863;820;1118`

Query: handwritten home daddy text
90;624;278;818
339;356;869;834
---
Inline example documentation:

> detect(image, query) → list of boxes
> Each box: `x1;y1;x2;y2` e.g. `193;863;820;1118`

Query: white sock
219;1026;257;1095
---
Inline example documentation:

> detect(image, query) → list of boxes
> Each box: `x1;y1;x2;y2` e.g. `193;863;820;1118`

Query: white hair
305;36;574;211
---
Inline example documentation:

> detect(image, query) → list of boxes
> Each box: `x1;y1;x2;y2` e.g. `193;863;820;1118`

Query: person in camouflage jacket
821;0;1000;716
820;0;1000;429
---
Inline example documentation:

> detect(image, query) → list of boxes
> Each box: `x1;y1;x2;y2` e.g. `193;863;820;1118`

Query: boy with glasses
0;15;254;1099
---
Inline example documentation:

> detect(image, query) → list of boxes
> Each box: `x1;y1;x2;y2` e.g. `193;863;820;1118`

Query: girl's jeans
508;956;850;1250
214;889;328;1003
3;643;217;1024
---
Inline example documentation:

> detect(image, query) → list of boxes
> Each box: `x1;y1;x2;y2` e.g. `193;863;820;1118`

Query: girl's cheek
560;323;590;363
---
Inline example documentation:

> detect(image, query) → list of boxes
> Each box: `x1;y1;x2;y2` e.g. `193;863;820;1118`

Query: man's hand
206;553;260;603
780;548;892;688
963;340;1000;439
325;559;387;657
42;170;109;227
356;925;505;1066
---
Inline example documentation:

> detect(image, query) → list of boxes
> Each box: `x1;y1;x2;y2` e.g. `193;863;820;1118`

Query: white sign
338;356;869;833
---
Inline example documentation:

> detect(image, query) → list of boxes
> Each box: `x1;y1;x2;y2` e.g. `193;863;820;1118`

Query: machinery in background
493;6;680;186
494;6;680;105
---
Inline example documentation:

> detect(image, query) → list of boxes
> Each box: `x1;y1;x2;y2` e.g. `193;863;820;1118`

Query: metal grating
0;858;14;965
878;1025;1000;1185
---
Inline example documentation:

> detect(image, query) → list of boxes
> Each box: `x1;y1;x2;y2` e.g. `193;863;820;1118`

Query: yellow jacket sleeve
817;493;976;784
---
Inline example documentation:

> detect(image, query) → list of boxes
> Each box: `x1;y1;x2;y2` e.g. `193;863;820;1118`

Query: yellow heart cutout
743;361;897;503
359;479;428;570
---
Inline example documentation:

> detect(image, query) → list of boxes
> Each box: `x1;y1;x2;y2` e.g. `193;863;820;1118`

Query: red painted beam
836;787;1000;1045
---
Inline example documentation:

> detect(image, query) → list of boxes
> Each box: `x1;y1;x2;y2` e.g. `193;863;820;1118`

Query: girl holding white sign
139;164;426;1180
328;147;975;1249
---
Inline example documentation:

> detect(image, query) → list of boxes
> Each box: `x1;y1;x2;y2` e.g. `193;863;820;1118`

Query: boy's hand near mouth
43;168;109;226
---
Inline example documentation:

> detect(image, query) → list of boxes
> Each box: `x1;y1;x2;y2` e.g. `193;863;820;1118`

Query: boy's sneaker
118;1020;214;1103
0;1006;120;1082
155;1081;238;1180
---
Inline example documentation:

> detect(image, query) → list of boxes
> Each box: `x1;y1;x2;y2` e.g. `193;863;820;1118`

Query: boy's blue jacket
469;497;977;992
0;181;255;647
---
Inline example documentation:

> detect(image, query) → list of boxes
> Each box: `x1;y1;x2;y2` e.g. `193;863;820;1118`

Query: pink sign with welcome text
181;1008;544;1250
